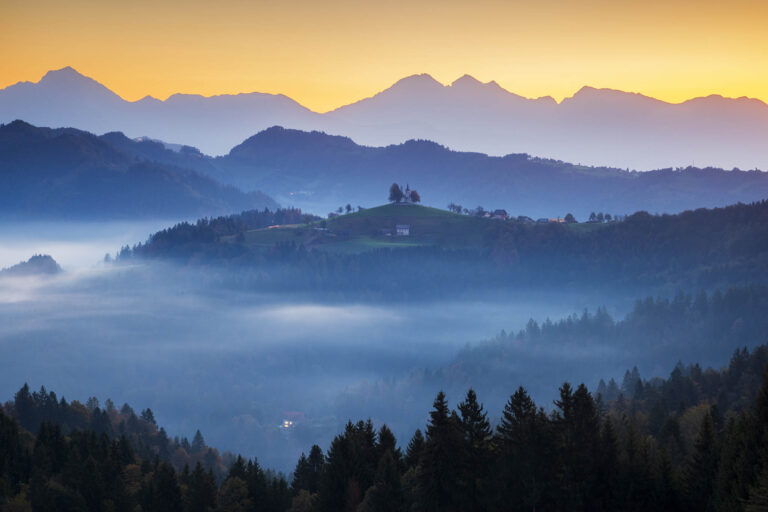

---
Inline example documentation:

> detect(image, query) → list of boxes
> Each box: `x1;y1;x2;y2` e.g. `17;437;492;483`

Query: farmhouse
396;224;410;236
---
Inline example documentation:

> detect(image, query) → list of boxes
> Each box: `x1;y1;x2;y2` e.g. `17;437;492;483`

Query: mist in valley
0;223;662;472
0;220;184;270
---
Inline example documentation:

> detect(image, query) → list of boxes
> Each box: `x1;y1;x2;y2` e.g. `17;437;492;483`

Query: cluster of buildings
479;209;572;224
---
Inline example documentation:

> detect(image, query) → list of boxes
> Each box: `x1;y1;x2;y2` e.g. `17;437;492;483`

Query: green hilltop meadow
122;198;768;295
221;203;603;254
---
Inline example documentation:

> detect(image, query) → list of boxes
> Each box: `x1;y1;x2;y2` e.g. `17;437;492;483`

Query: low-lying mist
3;222;765;473
0;220;186;270
0;257;635;472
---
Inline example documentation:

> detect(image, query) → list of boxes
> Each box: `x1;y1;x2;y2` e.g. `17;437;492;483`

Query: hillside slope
123;200;768;296
0;121;277;219
0;255;62;277
213;126;768;218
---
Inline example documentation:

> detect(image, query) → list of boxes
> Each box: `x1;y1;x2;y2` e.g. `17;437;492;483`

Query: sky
1;0;767;112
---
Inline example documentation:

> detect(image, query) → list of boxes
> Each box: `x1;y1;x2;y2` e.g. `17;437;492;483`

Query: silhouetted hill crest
228;126;359;159
211;125;768;217
0;255;62;277
0;121;277;219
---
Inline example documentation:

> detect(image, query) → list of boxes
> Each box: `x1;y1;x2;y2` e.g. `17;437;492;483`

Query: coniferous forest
119;199;768;297
2;341;768;512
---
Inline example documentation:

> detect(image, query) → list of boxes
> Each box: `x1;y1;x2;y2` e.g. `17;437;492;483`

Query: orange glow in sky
1;0;767;112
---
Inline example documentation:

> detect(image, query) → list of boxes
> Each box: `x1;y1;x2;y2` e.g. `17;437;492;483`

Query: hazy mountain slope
0;67;319;156
0;121;277;219
2;68;768;169
213;127;768;218
99;131;218;176
325;76;768;170
128;90;319;159
0;67;132;139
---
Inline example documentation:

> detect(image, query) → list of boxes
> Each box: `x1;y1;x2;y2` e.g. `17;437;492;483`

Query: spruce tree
218;476;252;512
185;461;217;512
228;455;247;481
292;453;312;494
594;417;619;512
358;451;404;512
654;447;680;512
457;388;491;512
148;462;183;512
496;386;552;512
307;445;325;494
191;430;206;453
416;391;463;512
246;458;268;509
683;410;718;512
569;383;600;509
319;430;353;512
377;425;398;459
404;429;425;470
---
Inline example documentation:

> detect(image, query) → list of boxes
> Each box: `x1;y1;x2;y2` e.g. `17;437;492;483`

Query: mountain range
3;120;768;220
210;127;768;218
0;120;276;219
2;67;768;170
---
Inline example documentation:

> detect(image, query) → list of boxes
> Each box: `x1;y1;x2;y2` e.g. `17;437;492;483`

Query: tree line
289;353;768;512
2;347;768;511
0;384;292;511
445;286;768;394
331;288;768;447
118;208;312;261
116;199;768;297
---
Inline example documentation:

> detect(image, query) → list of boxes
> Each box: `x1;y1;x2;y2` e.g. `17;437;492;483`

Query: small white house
396;224;410;236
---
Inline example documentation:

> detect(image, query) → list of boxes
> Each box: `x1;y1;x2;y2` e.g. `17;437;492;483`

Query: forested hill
333;285;768;447
0;384;294;511
0;255;61;277
120;199;768;296
209;126;768;218
0;121;277;219
364;286;768;417
2;345;768;511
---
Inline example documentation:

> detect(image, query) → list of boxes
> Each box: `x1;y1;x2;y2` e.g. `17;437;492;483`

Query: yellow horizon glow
1;0;767;113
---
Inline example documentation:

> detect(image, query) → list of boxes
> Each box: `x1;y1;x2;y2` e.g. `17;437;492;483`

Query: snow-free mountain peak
39;66;84;82
3;67;768;168
451;74;483;88
36;66;122;99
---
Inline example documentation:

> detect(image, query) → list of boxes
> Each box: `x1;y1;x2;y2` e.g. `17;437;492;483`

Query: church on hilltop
389;183;421;204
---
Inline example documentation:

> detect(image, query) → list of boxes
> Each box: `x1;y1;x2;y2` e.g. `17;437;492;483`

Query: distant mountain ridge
3;119;767;219
211;126;768;219
0;120;277;219
2;67;768;170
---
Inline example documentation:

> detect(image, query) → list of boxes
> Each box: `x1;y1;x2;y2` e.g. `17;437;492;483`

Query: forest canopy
2;342;768;511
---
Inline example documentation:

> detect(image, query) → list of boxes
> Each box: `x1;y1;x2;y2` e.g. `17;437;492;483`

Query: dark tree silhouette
389;184;404;203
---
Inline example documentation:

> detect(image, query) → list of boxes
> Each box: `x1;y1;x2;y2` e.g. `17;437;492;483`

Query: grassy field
225;203;609;253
